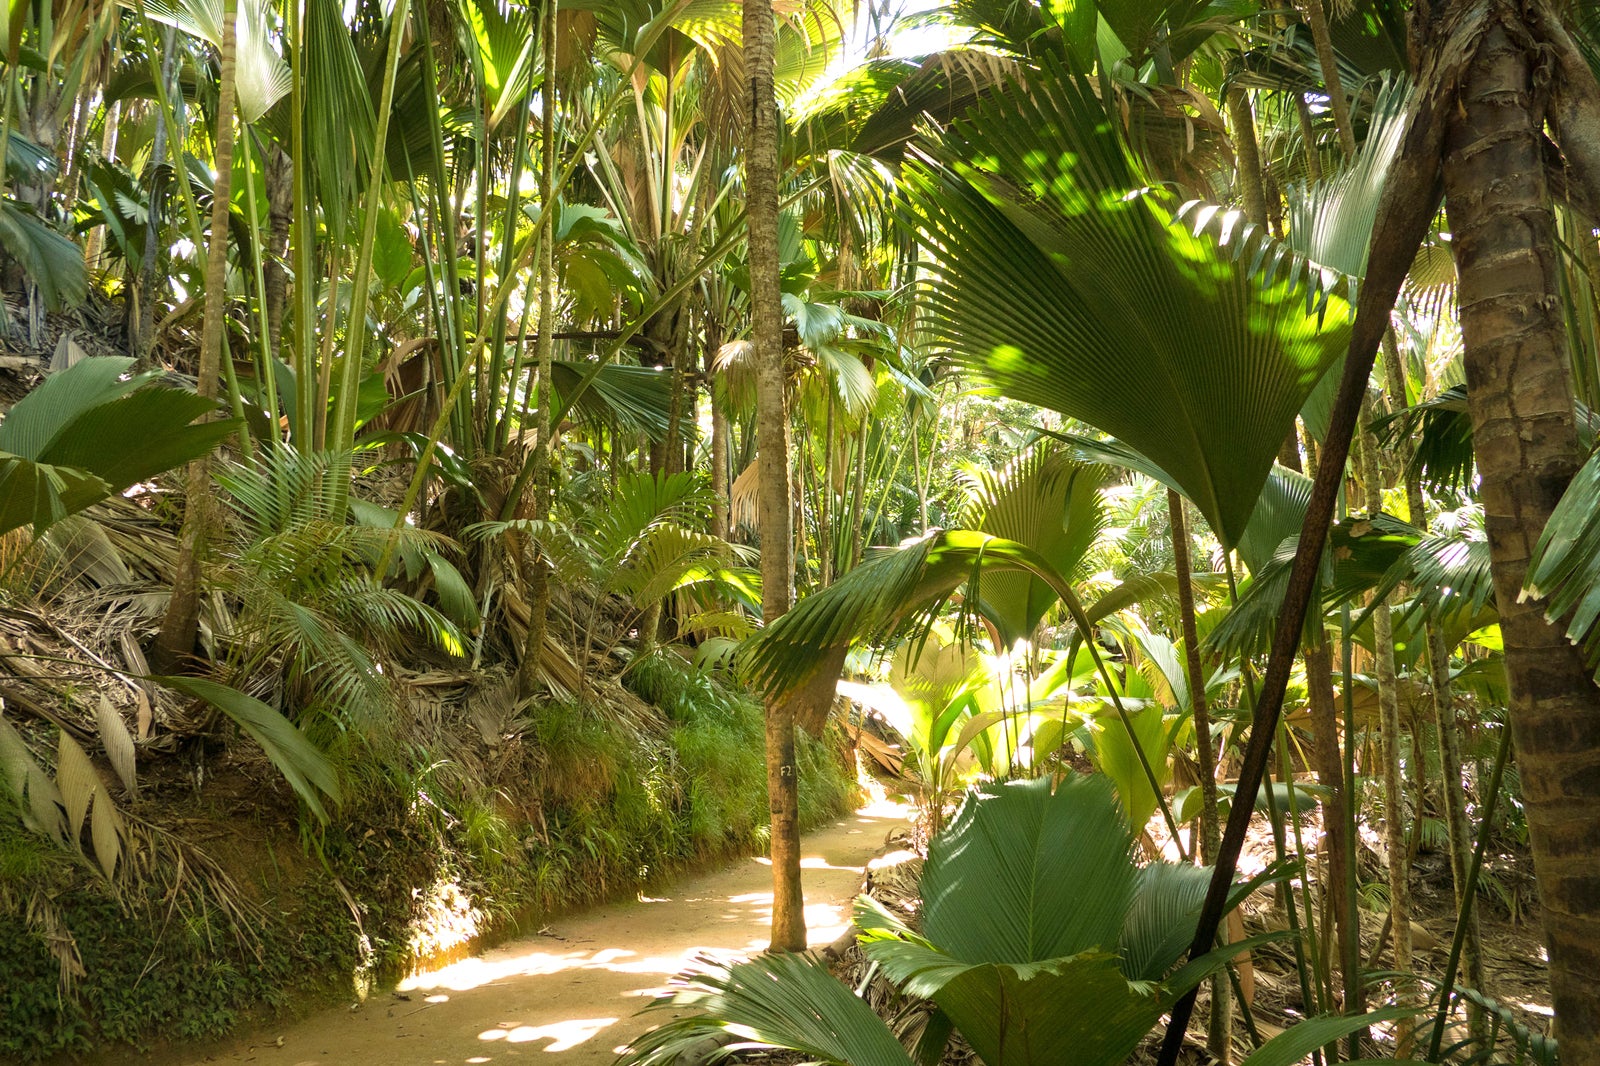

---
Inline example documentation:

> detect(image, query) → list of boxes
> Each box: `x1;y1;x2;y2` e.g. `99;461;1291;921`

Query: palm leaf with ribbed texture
0;357;237;537
0;200;86;311
618;951;915;1066
155;675;341;821
957;446;1109;646
901;63;1350;548
920;775;1138;963
1524;445;1600;683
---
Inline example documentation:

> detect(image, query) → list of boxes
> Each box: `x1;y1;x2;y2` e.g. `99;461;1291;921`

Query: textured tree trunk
1170;491;1230;1061
1357;393;1414;991
708;322;731;541
1384;331;1488;1007
1302;0;1356;156
262;143;294;357
155;0;237;670
744;0;806;953
519;0;561;700
1304;638;1355;1006
1226;87;1266;230
1444;13;1600;1061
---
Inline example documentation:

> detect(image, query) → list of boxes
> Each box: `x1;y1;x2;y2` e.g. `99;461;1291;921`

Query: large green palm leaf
957;446;1109;646
0;357;237;537
900;64;1351;548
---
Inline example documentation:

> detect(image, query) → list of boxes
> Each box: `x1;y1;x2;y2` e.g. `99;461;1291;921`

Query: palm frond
620;952;914;1066
901;61;1351;548
1524;445;1600;683
154;675;341;821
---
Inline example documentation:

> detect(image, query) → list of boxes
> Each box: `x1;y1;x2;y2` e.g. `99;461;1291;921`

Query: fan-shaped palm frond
0;200;87;312
956;446;1109;646
901;61;1351;549
0;357;237;538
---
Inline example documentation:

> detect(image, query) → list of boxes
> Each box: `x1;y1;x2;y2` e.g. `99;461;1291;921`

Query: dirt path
164;799;911;1066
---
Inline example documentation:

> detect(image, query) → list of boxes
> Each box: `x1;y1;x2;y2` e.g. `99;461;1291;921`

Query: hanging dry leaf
89;785;122;879
55;732;96;844
0;709;67;840
96;697;138;798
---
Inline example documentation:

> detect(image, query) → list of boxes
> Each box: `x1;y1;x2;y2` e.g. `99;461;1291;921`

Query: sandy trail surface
159;799;910;1066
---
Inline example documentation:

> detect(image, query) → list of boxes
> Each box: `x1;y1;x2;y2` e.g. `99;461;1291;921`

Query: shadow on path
166;799;910;1066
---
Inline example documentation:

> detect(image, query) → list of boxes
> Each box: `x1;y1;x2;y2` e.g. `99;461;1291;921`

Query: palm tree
743;0;805;952
155;0;239;670
1139;4;1600;1057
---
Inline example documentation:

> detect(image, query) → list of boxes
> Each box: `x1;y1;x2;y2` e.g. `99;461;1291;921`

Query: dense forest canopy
2;0;1600;1063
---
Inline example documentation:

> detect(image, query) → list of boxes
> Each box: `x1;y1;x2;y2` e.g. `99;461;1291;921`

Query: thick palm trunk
155;0;237;670
744;0;805;953
1444;14;1600;1062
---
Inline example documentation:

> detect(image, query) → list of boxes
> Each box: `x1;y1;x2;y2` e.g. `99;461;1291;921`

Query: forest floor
118;798;913;1066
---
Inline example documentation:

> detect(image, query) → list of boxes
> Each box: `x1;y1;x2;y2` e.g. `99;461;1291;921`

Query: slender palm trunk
133;28;178;369
1169;490;1230;1061
1302;0;1356;155
1358;394;1414;988
744;0;805;953
519;0;560;699
154;0;237;670
1384;333;1487;1006
262;143;294;357
1444;14;1600;1062
708;322;731;541
1304;637;1355;1005
1226;87;1266;229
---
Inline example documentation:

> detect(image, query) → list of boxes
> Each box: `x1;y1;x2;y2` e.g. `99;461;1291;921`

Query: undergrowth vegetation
0;655;855;1061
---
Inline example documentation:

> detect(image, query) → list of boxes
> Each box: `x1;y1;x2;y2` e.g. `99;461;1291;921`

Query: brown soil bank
133;799;910;1066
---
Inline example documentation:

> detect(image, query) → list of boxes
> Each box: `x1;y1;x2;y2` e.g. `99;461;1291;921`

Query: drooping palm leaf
900;61;1351;548
620;951;915;1066
154;675;342;821
1524;445;1600;683
0;357;237;537
0;200;87;311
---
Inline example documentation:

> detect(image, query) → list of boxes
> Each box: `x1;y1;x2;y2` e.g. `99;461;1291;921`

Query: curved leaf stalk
1058;585;1189;861
1170;489;1232;1059
1424;724;1513;1063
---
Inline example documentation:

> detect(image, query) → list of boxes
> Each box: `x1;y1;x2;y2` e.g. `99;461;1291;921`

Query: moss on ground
0;658;858;1061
